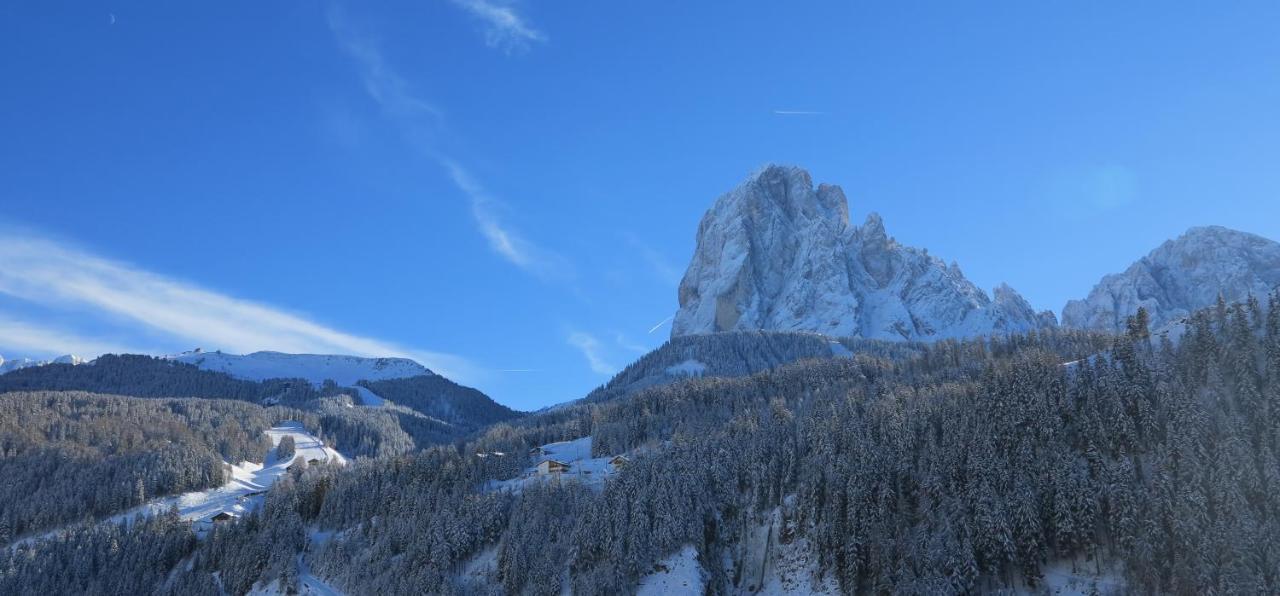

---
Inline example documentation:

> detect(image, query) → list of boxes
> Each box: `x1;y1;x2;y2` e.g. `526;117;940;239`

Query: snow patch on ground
454;545;501;592
248;552;344;596
638;545;705;595
728;497;838;595
487;436;624;493
665;359;708;377
827;340;853;358
1016;558;1126;595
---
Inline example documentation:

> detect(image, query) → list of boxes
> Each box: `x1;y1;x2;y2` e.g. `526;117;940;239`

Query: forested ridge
360;374;523;429
0;354;516;458
5;295;1280;594
580;330;922;404
0;355;325;404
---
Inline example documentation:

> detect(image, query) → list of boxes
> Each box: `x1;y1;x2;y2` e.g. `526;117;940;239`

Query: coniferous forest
5;296;1280;594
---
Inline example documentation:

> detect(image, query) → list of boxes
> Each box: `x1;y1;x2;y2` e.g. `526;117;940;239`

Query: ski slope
123;421;343;530
14;422;342;549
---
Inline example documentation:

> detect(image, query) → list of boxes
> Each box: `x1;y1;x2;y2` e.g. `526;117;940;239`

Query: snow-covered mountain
1062;225;1280;333
0;354;84;374
673;164;1054;340
170;350;434;387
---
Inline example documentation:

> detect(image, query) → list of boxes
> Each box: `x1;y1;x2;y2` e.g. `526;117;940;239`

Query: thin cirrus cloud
442;158;572;280
567;331;616;376
448;0;545;52
0;314;151;360
327;4;567;280
0;228;479;382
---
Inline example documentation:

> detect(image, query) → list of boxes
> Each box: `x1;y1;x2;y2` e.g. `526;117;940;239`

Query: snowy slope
172;351;432;386
488;436;625;493
673;165;1054;341
170;351;433;406
638;545;705;595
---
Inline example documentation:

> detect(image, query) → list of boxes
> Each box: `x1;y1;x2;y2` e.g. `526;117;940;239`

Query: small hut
609;455;630;469
209;511;238;523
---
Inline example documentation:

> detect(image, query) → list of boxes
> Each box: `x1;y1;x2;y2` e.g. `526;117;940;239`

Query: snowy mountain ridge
0;354;85;374
673;164;1054;340
1062;225;1280;333
169;350;434;387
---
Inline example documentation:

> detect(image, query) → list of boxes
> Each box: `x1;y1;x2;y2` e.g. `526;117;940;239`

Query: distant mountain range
1062;225;1280;333
0;351;521;455
673;164;1280;340
0;354;85;374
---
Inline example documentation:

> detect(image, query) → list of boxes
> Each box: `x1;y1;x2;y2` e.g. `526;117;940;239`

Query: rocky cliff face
1062;226;1280;333
672;165;1053;340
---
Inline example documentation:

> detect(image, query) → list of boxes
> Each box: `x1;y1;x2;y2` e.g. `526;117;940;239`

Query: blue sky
2;1;1279;409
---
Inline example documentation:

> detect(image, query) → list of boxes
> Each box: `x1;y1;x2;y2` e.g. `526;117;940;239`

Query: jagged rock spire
672;165;1051;340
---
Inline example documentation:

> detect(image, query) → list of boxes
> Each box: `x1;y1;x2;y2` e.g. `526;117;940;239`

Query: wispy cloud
773;109;825;116
442;159;571;279
448;0;545;52
567;331;615;375
327;5;566;278
0;228;479;381
0;314;150;359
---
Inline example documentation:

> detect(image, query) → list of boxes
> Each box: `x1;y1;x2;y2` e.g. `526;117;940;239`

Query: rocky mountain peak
672;165;1053;340
860;212;888;246
1062;225;1280;332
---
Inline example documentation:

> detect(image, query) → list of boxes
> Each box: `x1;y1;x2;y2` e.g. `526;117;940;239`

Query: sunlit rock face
673;165;1051;340
1063;225;1280;333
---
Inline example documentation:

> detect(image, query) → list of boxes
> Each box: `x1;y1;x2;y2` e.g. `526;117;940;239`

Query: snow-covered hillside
488;436;626;493
170;351;435;406
172;351;432;385
672;165;1054;340
118;421;341;530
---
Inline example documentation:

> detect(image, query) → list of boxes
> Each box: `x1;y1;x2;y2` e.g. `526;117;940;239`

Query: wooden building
209;511;238;523
536;459;570;475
